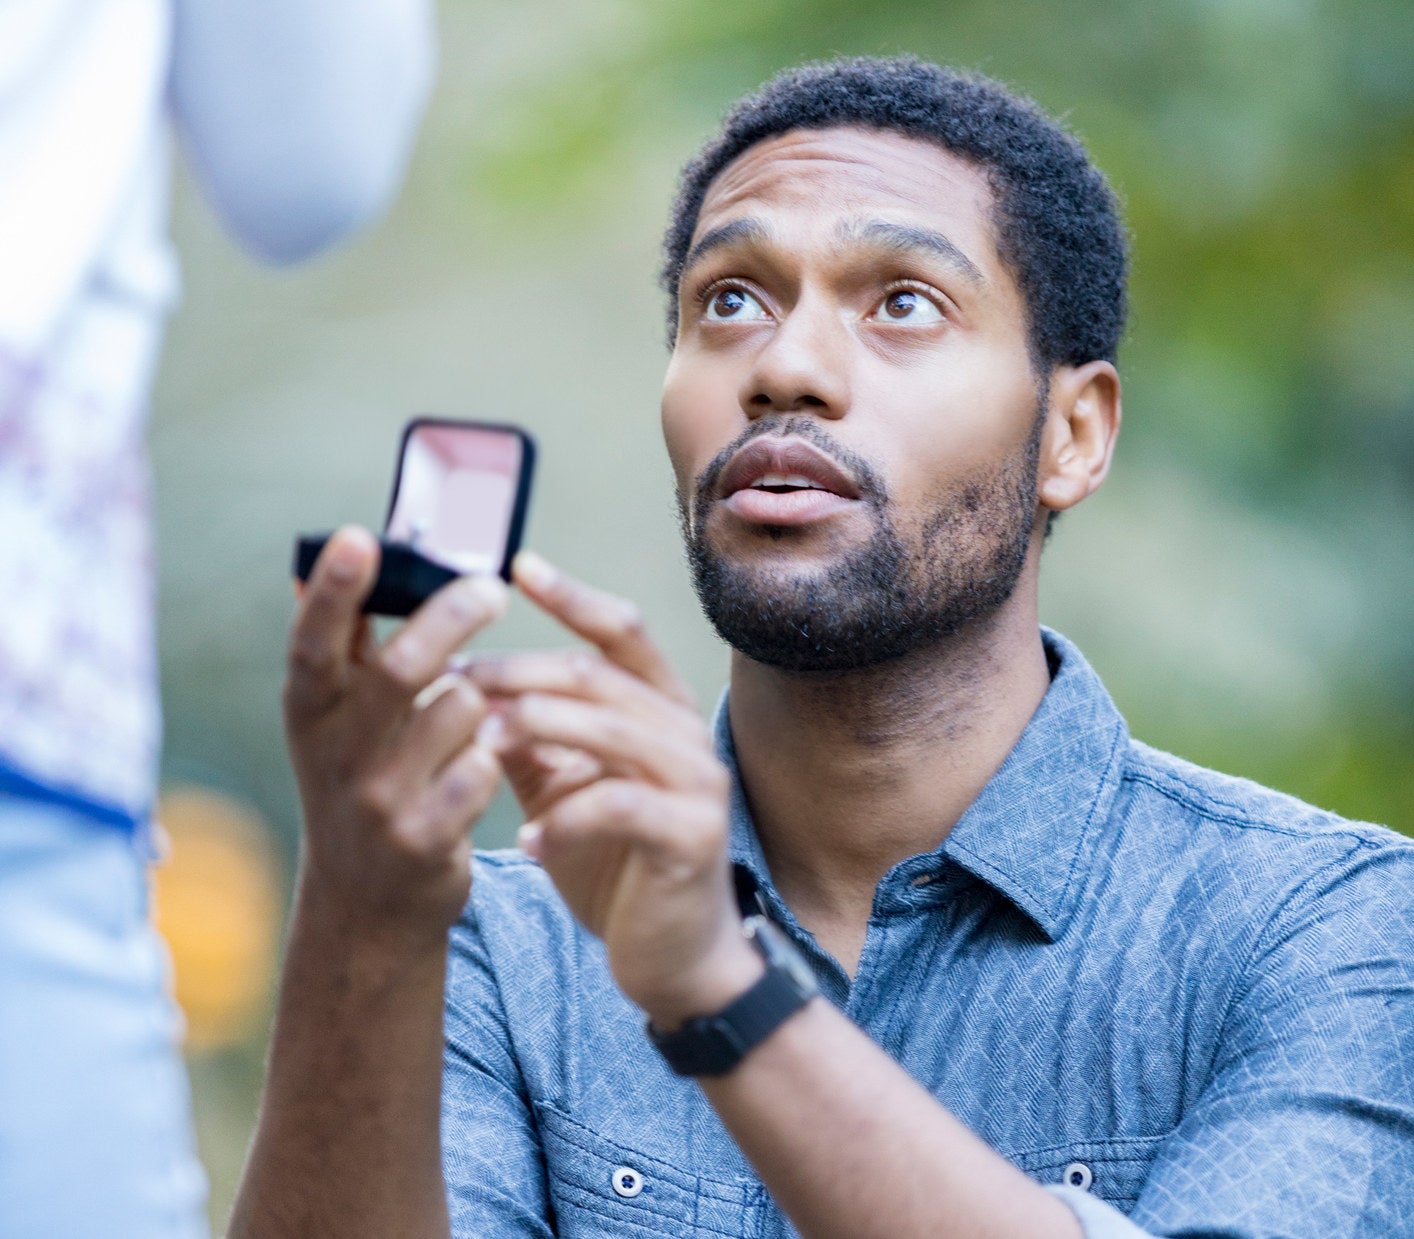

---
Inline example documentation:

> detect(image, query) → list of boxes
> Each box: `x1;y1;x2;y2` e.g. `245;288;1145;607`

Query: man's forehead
690;127;1001;263
694;126;996;238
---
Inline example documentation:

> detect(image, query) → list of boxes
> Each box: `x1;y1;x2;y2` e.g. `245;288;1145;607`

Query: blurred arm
169;0;436;264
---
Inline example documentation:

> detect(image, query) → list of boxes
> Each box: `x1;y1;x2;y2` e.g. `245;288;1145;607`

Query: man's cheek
659;413;692;489
664;418;722;501
666;444;700;511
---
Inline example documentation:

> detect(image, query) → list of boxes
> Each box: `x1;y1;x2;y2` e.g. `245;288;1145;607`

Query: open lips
752;471;836;492
716;437;863;526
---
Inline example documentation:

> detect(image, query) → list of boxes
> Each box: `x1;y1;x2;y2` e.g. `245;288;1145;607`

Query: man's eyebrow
682;218;769;273
839;220;987;286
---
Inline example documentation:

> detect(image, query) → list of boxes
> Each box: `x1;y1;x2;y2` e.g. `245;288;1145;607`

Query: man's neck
726;592;1051;973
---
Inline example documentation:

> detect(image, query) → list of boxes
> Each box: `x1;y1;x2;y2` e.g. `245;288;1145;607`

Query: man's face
661;126;1047;672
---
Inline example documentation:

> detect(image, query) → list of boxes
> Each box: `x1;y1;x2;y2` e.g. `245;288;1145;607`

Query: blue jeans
0;795;209;1238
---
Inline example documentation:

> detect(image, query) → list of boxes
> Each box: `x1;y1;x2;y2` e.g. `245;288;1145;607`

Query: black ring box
292;417;536;618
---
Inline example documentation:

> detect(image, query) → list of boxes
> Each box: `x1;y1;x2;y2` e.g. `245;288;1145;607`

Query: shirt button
1062;1162;1093;1191
611;1166;645;1198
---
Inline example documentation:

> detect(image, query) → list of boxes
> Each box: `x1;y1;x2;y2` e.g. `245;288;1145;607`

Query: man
0;3;432;1234
230;58;1414;1238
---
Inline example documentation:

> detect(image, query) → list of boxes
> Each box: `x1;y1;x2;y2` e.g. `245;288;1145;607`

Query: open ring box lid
293;417;536;617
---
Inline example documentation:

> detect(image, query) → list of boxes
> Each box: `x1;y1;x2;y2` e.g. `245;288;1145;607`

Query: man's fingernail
414;672;460;710
516;822;543;858
457;574;509;615
513;550;555;591
326;554;357;583
326;527;372;583
475;712;505;751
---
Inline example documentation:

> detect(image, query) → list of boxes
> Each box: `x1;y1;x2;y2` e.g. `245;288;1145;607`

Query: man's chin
687;536;921;674
709;606;926;675
686;511;1032;676
695;513;866;576
701;547;830;590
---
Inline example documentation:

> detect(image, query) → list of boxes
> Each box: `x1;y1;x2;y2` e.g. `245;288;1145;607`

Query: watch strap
647;957;813;1076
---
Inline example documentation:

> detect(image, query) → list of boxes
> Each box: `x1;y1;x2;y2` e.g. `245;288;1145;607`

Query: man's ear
1037;360;1121;514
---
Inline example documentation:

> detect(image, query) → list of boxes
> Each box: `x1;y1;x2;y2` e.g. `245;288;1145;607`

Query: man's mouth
748;471;833;493
713;436;863;526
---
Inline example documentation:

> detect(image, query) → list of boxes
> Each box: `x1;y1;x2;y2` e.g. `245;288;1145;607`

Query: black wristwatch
647;915;819;1077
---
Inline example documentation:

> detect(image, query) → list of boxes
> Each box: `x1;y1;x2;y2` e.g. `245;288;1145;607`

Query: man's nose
738;298;849;420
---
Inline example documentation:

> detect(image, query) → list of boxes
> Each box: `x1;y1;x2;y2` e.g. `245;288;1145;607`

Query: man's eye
873;290;943;323
705;287;767;321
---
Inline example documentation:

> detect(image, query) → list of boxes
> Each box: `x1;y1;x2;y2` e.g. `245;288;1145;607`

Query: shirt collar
715;628;1129;943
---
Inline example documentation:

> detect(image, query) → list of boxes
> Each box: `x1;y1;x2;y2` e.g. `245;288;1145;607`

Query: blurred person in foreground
231;58;1413;1239
0;2;433;1235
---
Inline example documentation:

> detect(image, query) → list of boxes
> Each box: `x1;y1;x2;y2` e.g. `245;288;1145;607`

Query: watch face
745;916;819;996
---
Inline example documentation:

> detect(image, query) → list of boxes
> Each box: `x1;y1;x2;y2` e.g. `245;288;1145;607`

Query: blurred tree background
148;0;1412;1226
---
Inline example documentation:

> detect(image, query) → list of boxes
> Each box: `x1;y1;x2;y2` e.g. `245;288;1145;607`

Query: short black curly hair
661;56;1128;371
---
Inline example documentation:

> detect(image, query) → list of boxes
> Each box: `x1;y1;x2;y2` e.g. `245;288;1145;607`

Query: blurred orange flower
151;787;283;1053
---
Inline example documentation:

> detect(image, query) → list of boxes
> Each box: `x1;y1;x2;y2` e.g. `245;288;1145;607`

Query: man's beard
681;412;1044;674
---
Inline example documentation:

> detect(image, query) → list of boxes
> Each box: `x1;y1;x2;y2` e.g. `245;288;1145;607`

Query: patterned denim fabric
442;629;1414;1238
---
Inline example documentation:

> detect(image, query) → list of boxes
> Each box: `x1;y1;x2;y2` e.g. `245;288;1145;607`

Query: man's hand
467;551;763;1028
284;526;508;943
230;526;504;1239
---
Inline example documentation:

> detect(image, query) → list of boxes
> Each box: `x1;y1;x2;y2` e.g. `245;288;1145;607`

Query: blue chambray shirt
442;630;1414;1237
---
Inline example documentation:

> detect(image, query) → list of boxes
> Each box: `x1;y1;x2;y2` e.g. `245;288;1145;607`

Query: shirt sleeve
441;902;556;1238
1083;836;1414;1239
168;0;435;263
